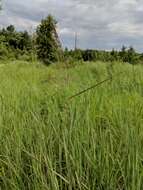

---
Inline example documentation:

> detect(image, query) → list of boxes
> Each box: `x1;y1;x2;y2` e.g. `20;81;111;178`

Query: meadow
0;61;143;189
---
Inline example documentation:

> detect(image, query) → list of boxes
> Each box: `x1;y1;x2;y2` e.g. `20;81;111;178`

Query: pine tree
36;15;62;65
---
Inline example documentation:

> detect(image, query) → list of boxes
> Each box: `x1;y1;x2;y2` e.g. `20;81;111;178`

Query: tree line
65;46;143;64
0;15;143;65
0;25;33;60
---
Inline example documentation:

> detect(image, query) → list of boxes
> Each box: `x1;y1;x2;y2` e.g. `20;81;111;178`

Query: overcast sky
1;0;143;51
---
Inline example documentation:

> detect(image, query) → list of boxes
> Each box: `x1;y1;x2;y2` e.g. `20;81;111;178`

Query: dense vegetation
64;46;143;64
0;15;63;64
0;61;143;189
36;15;62;65
0;15;143;65
0;25;34;61
1;13;143;189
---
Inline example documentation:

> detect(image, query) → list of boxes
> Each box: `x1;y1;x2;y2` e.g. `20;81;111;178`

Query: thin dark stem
68;71;124;100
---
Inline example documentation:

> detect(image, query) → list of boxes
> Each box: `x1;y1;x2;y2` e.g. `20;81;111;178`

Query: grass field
0;61;143;189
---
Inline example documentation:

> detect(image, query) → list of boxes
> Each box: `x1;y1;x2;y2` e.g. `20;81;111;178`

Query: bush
0;44;9;58
0;44;15;60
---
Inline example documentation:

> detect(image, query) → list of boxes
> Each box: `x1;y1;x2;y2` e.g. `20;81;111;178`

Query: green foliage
127;46;139;64
36;15;62;65
7;25;15;33
18;31;32;51
0;16;142;66
0;44;15;60
64;46;142;65
73;49;83;61
0;61;143;189
82;49;96;61
0;44;9;59
0;25;33;60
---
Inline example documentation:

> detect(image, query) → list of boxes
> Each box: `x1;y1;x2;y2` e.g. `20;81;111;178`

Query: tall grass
0;61;143;189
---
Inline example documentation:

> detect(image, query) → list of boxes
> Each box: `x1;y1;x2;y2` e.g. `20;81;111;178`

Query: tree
110;48;119;61
82;50;96;61
6;26;20;49
7;25;15;33
19;31;32;50
119;45;128;62
36;15;62;65
127;46;137;64
0;24;34;60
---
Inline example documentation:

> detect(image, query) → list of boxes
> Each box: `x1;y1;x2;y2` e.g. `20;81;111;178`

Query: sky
0;0;143;51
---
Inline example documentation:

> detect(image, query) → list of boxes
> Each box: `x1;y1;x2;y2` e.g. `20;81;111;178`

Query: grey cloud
0;0;143;51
